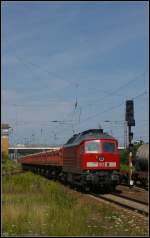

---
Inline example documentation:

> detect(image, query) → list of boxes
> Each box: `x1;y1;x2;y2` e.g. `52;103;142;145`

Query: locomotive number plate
99;162;116;167
87;162;98;167
87;162;116;167
98;162;105;167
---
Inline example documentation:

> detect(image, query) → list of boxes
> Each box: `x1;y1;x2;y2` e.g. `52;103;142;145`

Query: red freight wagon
20;149;63;166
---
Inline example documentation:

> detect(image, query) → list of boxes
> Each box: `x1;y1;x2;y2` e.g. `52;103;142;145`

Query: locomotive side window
103;142;115;152
85;141;100;153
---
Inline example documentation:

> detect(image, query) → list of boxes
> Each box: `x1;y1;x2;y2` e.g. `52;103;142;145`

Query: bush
2;152;9;163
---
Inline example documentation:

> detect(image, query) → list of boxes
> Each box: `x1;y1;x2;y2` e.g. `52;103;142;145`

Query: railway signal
125;100;135;187
125;100;135;126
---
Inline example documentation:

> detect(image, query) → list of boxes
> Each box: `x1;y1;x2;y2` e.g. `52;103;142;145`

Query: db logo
99;157;104;161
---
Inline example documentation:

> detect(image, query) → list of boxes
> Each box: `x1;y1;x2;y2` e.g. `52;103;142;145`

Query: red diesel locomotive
20;129;120;191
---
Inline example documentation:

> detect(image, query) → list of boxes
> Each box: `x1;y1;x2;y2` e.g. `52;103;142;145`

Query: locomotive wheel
81;184;90;193
111;185;117;191
106;184;116;192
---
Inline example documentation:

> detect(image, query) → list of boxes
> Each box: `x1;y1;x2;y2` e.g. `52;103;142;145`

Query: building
1;123;11;156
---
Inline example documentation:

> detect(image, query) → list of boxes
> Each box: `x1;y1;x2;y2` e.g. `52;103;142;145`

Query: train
19;129;120;192
120;143;149;188
132;143;149;187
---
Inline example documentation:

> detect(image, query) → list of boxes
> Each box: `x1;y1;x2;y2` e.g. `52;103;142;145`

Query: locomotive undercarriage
22;164;62;180
22;164;120;192
82;170;120;191
61;170;120;192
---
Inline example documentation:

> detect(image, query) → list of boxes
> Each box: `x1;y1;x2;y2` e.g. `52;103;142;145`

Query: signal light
125;100;135;126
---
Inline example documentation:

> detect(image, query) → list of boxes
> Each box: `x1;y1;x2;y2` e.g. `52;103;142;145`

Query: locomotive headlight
111;171;120;181
99;157;104;161
111;174;119;180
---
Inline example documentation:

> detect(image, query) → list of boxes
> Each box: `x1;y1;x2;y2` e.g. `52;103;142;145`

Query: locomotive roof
65;129;115;145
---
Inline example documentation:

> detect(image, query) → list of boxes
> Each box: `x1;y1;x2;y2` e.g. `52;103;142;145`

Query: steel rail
89;193;149;216
111;191;148;205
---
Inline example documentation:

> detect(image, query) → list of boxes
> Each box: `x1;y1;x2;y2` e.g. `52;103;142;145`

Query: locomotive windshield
103;142;115;152
85;141;100;153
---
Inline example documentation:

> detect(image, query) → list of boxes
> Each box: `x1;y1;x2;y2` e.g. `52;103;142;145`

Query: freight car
20;148;63;179
132;143;149;187
19;129;120;191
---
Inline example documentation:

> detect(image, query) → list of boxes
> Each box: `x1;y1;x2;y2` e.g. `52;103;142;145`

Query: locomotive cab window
85;140;100;153
103;142;115;152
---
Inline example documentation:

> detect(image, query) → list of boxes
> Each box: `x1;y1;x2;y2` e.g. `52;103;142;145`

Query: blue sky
2;1;149;146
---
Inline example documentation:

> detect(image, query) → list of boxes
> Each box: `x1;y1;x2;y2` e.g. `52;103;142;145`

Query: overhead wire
78;90;148;125
3;53;148;144
81;71;147;108
9;90;148;145
69;72;147;132
14;55;76;88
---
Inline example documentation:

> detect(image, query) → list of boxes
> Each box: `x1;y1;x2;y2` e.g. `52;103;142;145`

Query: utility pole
124;120;128;149
125;100;135;187
128;125;133;187
124;104;128;149
31;130;35;145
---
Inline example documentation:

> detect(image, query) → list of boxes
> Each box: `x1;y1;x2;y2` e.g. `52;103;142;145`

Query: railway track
88;192;149;216
112;184;148;204
121;182;148;191
111;191;148;205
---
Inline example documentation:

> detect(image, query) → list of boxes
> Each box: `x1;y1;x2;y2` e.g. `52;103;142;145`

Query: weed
2;172;148;236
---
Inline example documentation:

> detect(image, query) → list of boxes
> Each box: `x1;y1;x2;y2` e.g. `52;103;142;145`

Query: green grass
2;172;148;236
2;157;22;175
